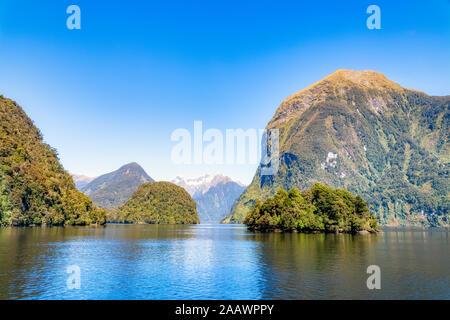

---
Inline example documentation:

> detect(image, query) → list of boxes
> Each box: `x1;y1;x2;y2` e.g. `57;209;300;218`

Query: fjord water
0;225;448;300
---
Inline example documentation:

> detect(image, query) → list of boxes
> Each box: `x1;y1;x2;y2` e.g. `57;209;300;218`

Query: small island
108;181;200;224
244;183;379;233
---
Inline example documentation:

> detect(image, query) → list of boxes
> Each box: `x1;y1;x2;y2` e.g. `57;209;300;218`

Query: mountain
108;182;199;224
72;174;95;189
224;70;449;227
81;162;154;210
194;180;246;223
172;174;246;223
0;95;106;226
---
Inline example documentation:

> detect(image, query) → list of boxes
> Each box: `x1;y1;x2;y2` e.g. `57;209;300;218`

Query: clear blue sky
0;0;449;184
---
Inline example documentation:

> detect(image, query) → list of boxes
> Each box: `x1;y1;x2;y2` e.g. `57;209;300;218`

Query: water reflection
0;225;448;299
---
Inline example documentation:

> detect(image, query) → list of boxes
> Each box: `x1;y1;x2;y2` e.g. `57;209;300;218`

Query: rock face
0;95;106;226
81;162;154;210
172;174;246;223
224;70;449;227
109;182;200;224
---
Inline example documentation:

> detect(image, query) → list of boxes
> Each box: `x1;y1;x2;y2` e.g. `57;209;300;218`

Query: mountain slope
81;162;154;209
224;70;449;227
0;95;106;226
172;174;246;223
108;182;199;224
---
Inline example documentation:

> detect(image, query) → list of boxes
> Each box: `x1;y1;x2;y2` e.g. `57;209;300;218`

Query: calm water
0;224;448;300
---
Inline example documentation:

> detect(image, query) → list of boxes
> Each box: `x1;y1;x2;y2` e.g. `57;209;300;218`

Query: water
0;224;448;300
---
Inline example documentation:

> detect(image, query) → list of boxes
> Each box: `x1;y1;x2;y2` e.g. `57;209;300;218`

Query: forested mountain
0;95;106;226
225;70;449;227
81;162;154;210
108;181;199;224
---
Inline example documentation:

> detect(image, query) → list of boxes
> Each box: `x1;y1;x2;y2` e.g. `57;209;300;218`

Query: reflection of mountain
72;174;95;189
81;162;154;210
226;70;449;227
172;175;245;223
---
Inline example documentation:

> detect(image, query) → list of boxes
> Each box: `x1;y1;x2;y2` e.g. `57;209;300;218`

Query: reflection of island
251;229;449;299
245;184;379;234
251;231;381;299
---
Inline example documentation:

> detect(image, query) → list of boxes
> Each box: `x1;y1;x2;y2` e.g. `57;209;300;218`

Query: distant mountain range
0;95;105;226
72;174;95;189
224;70;449;227
107;181;200;224
80;162;154;210
172;175;246;223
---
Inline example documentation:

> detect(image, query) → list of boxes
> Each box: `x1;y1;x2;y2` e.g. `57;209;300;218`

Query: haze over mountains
225;70;449;227
81;162;154;210
172;174;246;223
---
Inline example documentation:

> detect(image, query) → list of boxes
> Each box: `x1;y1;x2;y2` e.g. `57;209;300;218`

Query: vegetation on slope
108;182;200;224
245;183;379;233
0;95;106;226
81;162;154;210
194;181;245;223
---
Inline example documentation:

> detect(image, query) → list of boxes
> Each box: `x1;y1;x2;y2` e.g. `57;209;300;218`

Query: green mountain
108;181;200;224
81;162;154;210
225;70;449;227
0;95;106;226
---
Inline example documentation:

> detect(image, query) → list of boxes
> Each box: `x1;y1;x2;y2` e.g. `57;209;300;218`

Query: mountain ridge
0;95;105;225
172;174;246;223
81;162;154;210
224;70;449;227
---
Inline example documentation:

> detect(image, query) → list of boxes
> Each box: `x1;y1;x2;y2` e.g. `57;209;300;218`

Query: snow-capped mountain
171;174;242;197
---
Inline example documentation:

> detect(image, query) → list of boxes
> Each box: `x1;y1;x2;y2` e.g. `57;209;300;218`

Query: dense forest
108;181;200;224
0;95;106;226
244;183;379;233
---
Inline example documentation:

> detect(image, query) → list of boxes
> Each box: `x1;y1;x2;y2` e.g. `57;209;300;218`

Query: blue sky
0;0;449;184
